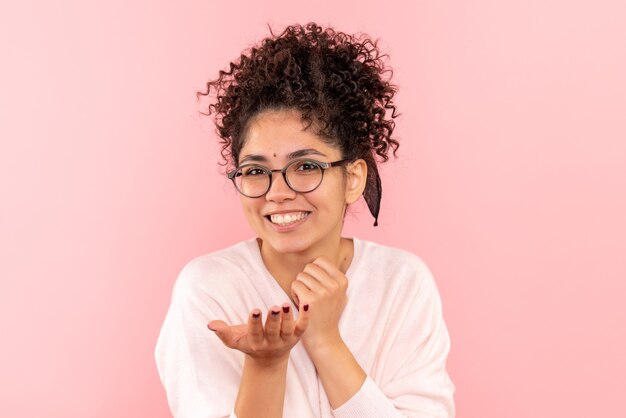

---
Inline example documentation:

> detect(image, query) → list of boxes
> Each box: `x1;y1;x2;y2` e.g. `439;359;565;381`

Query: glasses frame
227;158;351;198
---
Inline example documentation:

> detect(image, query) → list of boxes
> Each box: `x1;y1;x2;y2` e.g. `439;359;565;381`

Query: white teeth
269;212;309;225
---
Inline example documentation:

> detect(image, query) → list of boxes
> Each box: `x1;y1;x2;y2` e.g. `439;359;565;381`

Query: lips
266;211;311;226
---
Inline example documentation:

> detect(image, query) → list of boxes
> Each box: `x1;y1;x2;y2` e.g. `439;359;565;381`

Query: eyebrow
239;148;327;164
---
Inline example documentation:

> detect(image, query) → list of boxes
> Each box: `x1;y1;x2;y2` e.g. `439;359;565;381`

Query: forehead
240;109;339;158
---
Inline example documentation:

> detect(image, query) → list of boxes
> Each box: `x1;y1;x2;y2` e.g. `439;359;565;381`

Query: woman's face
236;108;355;256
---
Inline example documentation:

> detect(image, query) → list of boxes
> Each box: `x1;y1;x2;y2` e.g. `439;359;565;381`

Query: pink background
1;1;625;417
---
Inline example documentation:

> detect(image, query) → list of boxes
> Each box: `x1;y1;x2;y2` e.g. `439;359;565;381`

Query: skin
208;108;369;417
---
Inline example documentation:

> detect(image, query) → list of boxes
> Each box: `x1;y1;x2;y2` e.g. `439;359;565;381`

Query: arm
235;355;288;418
331;289;455;418
155;273;242;418
291;257;455;417
155;260;309;418
290;257;367;408
302;334;367;409
209;305;308;418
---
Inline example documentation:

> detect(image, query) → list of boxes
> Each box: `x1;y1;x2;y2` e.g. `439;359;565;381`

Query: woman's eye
243;167;266;176
296;161;319;171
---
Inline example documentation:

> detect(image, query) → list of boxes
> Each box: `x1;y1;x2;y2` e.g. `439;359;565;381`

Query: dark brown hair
197;22;400;225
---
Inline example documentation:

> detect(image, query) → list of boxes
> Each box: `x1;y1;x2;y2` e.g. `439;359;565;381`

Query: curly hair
197;22;400;226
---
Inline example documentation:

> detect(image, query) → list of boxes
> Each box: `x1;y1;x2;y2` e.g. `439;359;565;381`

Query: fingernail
282;305;290;313
252;312;261;320
207;324;216;331
271;310;280;317
303;304;309;312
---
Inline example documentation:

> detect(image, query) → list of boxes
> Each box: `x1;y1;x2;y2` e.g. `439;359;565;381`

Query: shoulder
172;239;257;301
351;238;440;298
179;239;253;277
354;238;434;279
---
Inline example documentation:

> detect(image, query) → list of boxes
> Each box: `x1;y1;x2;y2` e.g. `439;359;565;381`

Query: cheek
239;198;262;220
332;175;350;202
314;183;348;213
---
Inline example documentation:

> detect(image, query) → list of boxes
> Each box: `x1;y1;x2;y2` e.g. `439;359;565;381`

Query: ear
344;159;367;204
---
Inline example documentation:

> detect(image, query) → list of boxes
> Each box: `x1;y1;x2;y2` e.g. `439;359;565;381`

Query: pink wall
1;1;624;417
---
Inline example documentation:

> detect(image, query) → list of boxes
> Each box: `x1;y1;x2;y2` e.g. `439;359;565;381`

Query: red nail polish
282;305;290;313
303;304;309;312
271;310;280;317
252;312;261;319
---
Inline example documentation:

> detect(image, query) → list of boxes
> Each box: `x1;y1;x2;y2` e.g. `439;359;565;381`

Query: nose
265;170;296;202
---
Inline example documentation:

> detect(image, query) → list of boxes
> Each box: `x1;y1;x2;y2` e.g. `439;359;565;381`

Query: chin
259;222;331;256
251;213;341;256
262;234;317;255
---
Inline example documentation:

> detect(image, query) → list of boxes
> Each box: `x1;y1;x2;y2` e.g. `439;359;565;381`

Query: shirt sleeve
331;263;456;418
155;260;244;418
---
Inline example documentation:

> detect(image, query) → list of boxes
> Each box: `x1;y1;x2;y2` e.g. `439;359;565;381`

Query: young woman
155;23;455;418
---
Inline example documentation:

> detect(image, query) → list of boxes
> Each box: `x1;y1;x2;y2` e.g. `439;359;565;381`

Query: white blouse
155;237;455;417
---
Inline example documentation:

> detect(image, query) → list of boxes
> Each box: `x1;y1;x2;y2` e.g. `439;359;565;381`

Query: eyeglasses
227;158;351;198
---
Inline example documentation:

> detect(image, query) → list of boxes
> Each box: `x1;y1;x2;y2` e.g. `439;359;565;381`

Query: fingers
290;261;349;319
247;308;264;345
303;261;329;282
208;303;305;355
310;258;348;290
208;321;248;349
207;319;228;333
279;303;294;338
293;264;328;302
291;279;314;309
264;305;282;342
309;256;335;274
296;270;327;292
291;289;300;308
294;303;310;338
300;260;347;293
207;320;232;346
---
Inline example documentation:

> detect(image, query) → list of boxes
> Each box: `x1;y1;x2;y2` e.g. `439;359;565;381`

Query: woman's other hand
207;303;308;367
290;256;348;352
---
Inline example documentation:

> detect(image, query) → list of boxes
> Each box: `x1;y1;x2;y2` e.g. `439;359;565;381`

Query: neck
258;236;353;300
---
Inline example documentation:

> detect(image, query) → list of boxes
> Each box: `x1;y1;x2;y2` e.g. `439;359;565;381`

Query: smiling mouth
266;211;311;226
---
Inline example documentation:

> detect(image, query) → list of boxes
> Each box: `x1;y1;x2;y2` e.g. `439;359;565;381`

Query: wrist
303;331;344;358
245;353;289;371
237;354;289;418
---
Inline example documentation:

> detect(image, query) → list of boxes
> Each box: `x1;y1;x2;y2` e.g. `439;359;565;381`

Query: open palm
208;304;309;363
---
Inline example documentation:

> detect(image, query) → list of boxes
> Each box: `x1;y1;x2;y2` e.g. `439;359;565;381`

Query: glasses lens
285;160;323;192
234;166;270;197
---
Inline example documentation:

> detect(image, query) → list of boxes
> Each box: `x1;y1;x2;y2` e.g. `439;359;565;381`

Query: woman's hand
290;256;348;352
208;304;309;367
